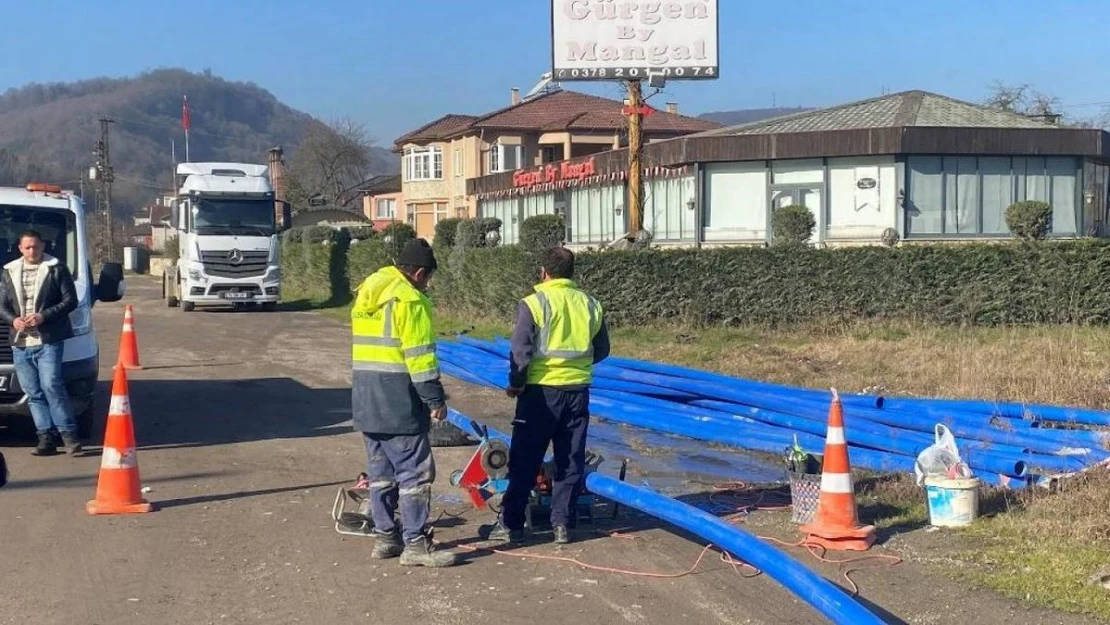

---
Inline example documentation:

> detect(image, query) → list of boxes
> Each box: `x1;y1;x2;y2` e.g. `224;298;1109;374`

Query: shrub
345;225;376;241
1006;201;1052;240
378;222;417;258
772;205;816;246
520;214;565;253
421;240;1110;327
434;218;464;249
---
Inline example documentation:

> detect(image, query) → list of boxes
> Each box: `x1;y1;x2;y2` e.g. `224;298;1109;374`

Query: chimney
268;146;287;228
666;102;678;115
511;88;521;105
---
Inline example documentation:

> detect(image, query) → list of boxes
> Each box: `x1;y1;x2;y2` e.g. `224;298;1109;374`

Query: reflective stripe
826;426;846;446
410;368;440;383
587;297;600;335
546;348;592;359
354;336;402;347
820;472;854;494
368;480;397;490
535;291;552;356
382;300;395;339
353;361;409;373
403;344;436;358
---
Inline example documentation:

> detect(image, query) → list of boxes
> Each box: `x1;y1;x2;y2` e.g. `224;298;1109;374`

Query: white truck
0;182;125;438
162;162;289;312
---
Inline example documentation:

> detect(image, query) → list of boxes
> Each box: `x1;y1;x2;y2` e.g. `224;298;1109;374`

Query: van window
0;205;79;280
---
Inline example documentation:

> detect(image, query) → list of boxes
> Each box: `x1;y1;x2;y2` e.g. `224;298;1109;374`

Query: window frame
403;146;444;181
375;198;396;219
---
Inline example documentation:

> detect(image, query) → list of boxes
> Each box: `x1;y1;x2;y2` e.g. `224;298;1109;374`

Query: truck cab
0;183;125;438
163;162;289;312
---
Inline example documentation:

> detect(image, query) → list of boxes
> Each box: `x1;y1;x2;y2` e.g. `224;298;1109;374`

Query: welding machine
449;418;614;528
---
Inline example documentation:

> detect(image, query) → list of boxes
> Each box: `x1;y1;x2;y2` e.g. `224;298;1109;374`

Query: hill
697;106;816;127
0;68;397;211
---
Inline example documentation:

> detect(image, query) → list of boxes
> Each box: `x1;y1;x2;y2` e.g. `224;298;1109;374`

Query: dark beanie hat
397;238;438;271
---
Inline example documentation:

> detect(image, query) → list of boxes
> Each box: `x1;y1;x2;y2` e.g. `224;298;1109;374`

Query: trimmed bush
1006;201;1052;240
281;226;351;304
346;225;376;241
519;214;565;253
772;205;816;246
379;221;417;247
434;218;464;249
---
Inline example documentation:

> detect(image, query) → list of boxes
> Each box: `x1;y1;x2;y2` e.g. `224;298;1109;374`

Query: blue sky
1;0;1108;145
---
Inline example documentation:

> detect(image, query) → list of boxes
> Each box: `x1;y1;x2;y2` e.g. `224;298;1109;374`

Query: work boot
399;533;458;568
483;520;525;545
60;431;83;456
31;432;57;457
553;525;570;545
370;530;404;560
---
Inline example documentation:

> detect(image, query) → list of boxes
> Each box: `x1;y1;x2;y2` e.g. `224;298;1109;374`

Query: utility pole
625;79;645;239
92;117;116;267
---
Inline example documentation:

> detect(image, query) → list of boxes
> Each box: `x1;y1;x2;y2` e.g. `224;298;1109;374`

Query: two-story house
393;88;719;240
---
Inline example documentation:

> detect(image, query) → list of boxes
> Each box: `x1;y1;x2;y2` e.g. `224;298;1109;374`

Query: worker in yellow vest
484;246;610;546
351;238;457;568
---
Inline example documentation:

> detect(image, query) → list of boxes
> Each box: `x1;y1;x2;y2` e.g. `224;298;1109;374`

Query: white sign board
551;0;719;82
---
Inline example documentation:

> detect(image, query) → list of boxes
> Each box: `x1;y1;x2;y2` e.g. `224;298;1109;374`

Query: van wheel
182;301;195;312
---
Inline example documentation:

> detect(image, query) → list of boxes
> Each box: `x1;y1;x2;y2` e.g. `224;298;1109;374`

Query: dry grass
954;469;1110;619
303;293;1110;617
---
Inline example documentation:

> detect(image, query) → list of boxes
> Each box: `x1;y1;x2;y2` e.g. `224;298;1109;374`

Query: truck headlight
265;267;281;282
70;306;92;336
188;268;204;281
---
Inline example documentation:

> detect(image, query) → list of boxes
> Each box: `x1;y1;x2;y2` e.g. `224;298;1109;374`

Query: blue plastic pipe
443;408;888;625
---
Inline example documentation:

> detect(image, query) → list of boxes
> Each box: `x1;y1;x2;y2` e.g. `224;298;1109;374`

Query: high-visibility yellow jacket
510;278;608;387
350;265;444;435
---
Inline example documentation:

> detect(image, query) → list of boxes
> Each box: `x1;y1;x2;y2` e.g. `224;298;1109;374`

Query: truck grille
0;324;11;364
201;250;269;278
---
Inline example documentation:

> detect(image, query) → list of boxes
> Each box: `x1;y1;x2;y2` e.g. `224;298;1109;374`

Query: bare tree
285;117;376;209
984;80;1030;113
981;80;1105;127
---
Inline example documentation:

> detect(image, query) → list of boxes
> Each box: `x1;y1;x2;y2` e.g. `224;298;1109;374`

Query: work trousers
13;342;76;435
501;385;590;530
363;432;436;543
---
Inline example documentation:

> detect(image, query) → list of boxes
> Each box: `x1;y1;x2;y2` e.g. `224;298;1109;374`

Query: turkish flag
182;95;191;131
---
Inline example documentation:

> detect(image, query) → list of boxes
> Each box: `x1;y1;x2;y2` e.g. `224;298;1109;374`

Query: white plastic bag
914;424;973;486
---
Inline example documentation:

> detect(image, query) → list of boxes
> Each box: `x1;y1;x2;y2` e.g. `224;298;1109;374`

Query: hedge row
282;222;1110;327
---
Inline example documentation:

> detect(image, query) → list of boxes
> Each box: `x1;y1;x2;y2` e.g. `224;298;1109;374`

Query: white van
0;183;124;438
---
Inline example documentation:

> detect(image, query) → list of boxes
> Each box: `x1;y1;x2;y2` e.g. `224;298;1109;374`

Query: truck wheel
164;276;179;307
261;302;277;312
182;301;195;312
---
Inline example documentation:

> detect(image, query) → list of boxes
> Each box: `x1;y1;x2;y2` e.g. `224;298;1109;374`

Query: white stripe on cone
108;394;131;416
101;446;137;470
820;472;854;494
123;323;134;332
826;426;846;445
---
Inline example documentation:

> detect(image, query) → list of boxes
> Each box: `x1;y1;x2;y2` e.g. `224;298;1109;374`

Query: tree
983;80;1108;129
284;117;377;209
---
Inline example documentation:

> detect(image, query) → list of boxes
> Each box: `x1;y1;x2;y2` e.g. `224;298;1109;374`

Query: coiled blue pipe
443;408;888;625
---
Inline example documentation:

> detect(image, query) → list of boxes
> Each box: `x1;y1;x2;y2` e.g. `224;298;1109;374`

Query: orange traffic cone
115;304;141;370
799;389;875;551
86;366;153;515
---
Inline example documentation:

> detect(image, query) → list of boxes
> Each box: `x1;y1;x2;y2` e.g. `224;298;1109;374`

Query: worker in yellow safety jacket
351;238;457;568
483;246;610;546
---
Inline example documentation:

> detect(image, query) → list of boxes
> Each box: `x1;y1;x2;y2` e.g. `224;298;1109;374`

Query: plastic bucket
924;476;980;527
788;471;822;524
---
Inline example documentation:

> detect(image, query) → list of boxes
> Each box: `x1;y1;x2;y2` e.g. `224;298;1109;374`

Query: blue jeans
363;432;436;543
13;342;76;435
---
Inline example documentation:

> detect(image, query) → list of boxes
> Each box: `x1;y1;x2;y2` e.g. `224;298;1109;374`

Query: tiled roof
693;90;1062;138
459;90;719;135
394;114;479;145
357;174;402;195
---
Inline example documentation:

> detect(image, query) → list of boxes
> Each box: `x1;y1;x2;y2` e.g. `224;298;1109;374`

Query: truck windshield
192;198;275;236
0;205;78;280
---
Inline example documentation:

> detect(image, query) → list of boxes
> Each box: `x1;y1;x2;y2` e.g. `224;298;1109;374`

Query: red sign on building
512;157;597;188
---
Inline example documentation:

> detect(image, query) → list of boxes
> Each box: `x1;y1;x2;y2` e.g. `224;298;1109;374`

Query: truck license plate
222;291;252;300
0;376;9;392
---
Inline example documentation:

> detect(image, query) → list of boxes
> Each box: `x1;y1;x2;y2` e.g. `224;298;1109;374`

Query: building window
405;205;416;224
906;155;1080;237
404;146;444;181
488;143;522;174
455;206;468;218
453;149;463;177
375;198;396;219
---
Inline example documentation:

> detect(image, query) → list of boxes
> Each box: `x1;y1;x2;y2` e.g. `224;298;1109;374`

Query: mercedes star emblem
228;249;244;265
